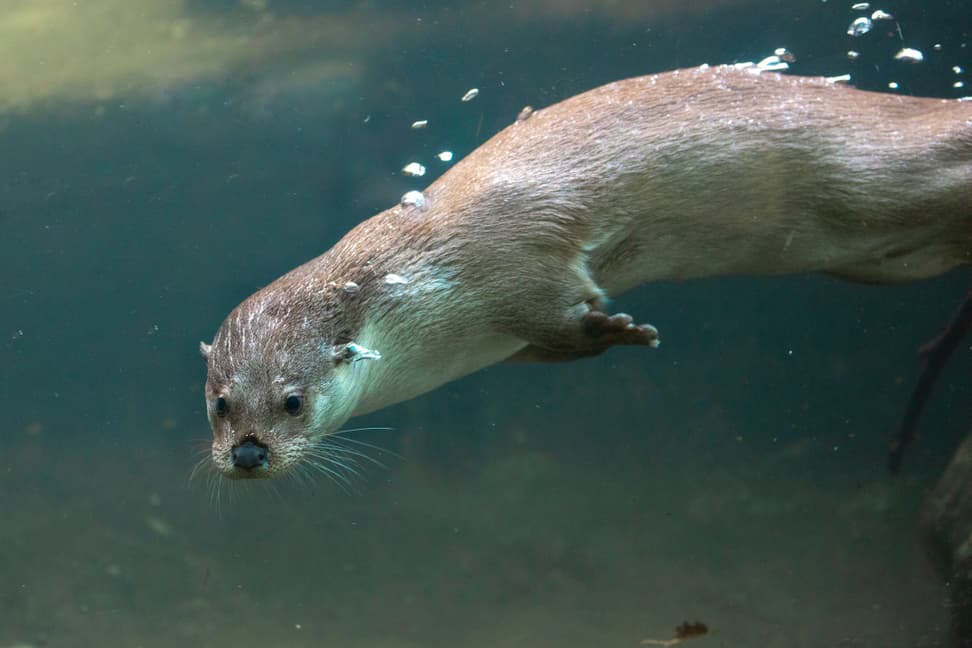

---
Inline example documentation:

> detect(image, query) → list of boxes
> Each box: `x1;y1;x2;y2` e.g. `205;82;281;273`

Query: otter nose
232;438;269;470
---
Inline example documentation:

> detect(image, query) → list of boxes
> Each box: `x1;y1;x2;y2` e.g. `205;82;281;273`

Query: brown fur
202;64;971;479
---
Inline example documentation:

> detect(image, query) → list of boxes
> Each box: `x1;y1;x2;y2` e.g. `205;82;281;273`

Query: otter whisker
219;472;232;509
296;462;331;492
307;457;362;483
317;443;383;472
266;480;286;506
329;427;400;459
325;437;392;468
312;446;378;480
211;470;225;517
308;450;365;480
303;458;356;492
330;426;395;436
311;441;365;462
188;453;213;486
204;468;216;500
287;462;312;490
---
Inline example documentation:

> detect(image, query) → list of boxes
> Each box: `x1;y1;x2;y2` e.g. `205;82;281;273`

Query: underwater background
1;0;970;646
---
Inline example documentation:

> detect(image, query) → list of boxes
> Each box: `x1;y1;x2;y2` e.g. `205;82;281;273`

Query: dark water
1;1;970;646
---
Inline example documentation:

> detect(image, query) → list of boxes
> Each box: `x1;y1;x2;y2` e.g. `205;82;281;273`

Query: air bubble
893;48;924;63
400;190;426;208
516;106;535;122
402;162;426;177
847;17;872;36
756;55;789;71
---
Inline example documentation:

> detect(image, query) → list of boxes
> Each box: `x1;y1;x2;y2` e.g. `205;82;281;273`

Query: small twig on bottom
641;620;709;646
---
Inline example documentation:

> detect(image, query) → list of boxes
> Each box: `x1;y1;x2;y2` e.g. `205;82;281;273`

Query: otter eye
214;396;228;418
284;394;303;416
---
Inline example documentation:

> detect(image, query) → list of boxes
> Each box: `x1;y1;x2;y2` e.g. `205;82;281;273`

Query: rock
920;430;972;647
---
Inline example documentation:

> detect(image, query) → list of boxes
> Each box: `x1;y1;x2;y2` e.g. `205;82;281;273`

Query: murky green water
2;1;969;646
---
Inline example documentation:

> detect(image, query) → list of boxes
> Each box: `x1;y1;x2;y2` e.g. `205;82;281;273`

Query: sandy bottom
2;414;951;648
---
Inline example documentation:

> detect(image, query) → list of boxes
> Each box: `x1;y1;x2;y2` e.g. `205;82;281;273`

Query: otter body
202;64;972;479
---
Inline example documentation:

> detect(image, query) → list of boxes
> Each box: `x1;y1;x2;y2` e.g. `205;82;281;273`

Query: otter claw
580;310;660;348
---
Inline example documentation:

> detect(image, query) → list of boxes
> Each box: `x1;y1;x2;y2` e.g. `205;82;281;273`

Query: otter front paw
580;311;660;348
507;308;661;363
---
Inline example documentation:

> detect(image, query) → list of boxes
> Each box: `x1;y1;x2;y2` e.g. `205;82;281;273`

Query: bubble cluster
842;2;967;97
395;80;484;208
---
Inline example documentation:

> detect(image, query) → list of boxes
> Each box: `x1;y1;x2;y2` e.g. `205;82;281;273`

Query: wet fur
203;64;972;478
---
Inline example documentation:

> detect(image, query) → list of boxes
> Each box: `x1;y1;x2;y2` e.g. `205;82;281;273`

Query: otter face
202;365;323;480
200;303;379;480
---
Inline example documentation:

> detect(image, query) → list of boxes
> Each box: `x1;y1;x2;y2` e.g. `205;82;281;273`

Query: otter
201;64;971;479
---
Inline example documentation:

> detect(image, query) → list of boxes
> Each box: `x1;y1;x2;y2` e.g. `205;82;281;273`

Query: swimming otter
201;64;971;479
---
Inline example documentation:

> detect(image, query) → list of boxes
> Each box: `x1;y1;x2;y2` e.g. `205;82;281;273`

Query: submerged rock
920;430;972;647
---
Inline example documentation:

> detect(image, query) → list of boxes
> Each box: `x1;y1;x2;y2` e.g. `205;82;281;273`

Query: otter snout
231;437;270;473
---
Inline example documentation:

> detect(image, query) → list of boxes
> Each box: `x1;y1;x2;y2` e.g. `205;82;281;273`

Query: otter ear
331;341;382;365
199;341;212;359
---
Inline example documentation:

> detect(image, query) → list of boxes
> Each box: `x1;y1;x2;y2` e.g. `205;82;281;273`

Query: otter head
200;294;380;480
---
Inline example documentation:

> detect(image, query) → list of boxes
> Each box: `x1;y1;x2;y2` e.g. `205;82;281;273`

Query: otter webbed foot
580;310;659;348
508;308;660;363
